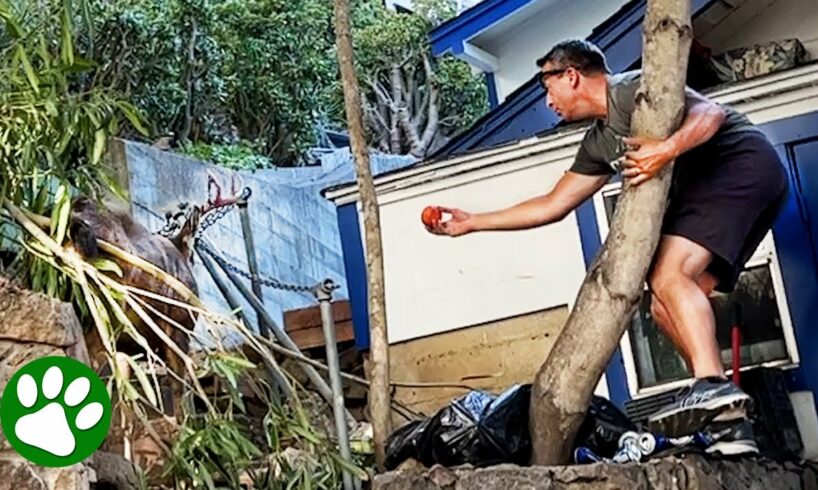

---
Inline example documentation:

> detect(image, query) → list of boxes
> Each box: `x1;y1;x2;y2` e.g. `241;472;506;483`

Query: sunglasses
540;66;582;91
539;67;568;90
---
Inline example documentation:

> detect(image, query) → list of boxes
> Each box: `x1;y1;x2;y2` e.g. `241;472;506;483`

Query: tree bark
419;52;439;154
178;16;198;143
529;0;692;465
390;65;404;153
333;0;393;470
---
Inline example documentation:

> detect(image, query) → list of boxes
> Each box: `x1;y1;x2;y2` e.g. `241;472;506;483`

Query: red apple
421;206;442;227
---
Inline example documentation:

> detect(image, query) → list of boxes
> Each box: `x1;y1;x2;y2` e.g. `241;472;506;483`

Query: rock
0;341;65;450
427;465;458;487
88;451;141;490
396;458;426;473
373;455;818;490
0;279;94;489
0;277;83;347
0;456;92;490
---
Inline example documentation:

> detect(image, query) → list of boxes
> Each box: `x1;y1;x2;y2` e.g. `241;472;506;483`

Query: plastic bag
384;419;432;469
384;384;531;469
573;395;637;458
476;384;531;466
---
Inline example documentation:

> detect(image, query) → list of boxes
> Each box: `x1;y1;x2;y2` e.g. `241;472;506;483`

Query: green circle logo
0;356;112;467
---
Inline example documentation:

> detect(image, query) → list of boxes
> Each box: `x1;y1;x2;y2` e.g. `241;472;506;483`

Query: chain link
195;204;235;238
196;239;319;293
136;199;330;295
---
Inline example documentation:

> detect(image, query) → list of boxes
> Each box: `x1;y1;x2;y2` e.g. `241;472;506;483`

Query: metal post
315;279;354;490
200;239;355;424
237;198;270;339
197;249;290;401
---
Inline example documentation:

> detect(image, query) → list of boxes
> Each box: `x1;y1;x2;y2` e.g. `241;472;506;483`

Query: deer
72;175;247;415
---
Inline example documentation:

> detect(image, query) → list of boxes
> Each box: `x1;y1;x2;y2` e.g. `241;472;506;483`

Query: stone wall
0;277;93;489
374;455;818;490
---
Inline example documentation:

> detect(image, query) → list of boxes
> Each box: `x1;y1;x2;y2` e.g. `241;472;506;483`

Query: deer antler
199;173;252;216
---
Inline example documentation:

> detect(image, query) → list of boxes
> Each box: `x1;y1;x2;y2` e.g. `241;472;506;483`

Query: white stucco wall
473;0;629;101
362;149;587;344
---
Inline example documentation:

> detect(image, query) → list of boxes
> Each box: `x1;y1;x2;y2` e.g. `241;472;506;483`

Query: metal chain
196;239;320;293
195;204;235;238
135;200;331;294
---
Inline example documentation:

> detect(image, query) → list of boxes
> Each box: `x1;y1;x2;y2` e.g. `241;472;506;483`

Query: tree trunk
178;15;197;143
390;65;404;153
529;0;692;465
333;0;393;470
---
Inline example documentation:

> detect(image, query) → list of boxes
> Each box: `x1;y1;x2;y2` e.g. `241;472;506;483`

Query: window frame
591;182;800;398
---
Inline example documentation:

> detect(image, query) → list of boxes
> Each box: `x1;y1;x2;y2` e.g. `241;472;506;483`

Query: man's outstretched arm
427;171;609;237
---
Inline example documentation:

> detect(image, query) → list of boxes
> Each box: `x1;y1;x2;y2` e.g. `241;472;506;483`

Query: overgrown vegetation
352;0;488;156
84;0;487;167
0;0;142;293
0;2;366;487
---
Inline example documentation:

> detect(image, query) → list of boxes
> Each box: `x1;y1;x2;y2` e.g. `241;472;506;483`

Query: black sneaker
647;378;752;437
699;419;759;457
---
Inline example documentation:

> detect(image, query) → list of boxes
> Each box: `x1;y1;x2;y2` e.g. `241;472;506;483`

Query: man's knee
650;295;669;324
696;271;719;297
648;267;677;299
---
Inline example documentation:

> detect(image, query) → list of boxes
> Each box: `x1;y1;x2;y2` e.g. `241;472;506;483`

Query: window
594;184;798;393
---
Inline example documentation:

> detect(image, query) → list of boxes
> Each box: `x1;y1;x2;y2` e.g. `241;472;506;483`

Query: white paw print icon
14;365;104;457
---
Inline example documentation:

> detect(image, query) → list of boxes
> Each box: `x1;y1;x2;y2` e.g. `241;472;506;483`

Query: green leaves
114;101;149;137
0;1;141;308
61;0;75;66
50;184;71;245
14;45;39;93
178;140;272;170
212;0;335;165
82;0;485;167
167;414;263;489
123;355;159;406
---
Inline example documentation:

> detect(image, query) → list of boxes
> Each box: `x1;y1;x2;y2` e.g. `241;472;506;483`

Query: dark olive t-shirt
570;70;760;176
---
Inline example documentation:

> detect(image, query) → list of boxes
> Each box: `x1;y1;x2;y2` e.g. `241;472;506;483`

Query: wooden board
387;305;569;419
283;300;354;349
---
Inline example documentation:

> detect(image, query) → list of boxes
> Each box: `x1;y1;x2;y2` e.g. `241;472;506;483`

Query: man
426;40;788;454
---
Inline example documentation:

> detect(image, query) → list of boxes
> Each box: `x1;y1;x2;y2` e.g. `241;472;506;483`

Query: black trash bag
573;395;637;458
384;385;532;469
424;389;494;466
384;418;432;470
475;384;531;466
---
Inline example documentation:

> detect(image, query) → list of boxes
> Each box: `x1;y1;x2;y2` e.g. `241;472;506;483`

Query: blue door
772;135;818;406
792;139;818;255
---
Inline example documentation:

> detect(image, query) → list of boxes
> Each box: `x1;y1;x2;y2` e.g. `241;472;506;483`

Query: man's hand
425;207;475;237
621;136;678;186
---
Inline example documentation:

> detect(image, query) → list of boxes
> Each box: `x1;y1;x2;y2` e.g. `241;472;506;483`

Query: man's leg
648;235;723;378
645;235;751;437
650;297;693;370
649;267;719;374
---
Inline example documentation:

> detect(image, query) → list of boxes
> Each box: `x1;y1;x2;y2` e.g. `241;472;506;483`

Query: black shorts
661;130;789;293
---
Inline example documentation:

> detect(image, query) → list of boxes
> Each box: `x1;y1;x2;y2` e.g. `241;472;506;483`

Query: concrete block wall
123;141;415;345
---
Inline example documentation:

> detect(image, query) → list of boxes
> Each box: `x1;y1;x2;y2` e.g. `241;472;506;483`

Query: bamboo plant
0;2;365;488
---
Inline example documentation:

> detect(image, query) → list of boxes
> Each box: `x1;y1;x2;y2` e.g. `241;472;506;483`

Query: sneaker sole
647;393;751;437
705;440;759;457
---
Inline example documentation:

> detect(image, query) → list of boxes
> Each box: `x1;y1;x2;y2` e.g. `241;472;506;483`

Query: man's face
541;62;582;121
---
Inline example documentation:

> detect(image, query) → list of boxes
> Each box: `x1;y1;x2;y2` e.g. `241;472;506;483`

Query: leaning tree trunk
333;0;393;470
530;0;693;465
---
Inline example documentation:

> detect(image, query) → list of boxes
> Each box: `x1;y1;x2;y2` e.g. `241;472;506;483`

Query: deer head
160;174;252;260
